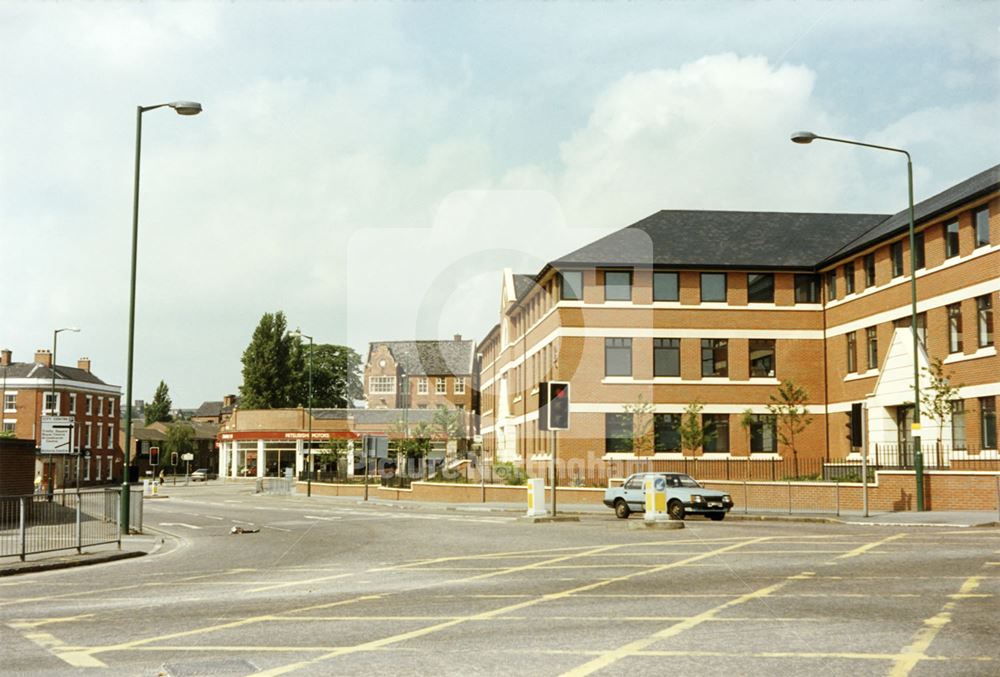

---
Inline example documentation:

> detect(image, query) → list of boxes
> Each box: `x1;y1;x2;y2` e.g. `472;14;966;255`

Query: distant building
1;348;123;489
364;336;476;418
125;420;220;479
191;394;239;425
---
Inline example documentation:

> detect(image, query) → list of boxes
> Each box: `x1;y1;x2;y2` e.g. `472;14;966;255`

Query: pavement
1;490;996;577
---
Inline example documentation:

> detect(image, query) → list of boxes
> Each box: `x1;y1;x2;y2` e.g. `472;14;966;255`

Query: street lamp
290;330;314;497
791;130;925;510
50;327;80;494
121;101;202;533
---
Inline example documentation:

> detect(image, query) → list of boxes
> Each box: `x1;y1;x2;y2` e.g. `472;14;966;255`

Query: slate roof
0;361;115;387
513;274;536;301
193;398;239;418
370;340;475;376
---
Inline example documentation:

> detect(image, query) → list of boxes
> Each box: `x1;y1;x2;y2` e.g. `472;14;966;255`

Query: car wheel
614;499;631;519
668;500;685;521
709;513;725;521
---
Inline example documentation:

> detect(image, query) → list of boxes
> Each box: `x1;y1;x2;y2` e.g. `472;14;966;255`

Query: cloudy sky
1;1;997;408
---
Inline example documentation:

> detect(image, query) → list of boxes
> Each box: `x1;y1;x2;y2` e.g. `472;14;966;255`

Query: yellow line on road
8;614;95;629
248;572;352;593
834;533;907;560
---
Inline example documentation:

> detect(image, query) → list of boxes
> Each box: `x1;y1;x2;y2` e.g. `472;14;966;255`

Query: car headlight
691;495;704;503
722;495;732;503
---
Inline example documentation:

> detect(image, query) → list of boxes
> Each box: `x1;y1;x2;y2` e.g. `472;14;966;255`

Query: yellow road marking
17;630;107;668
248;572;352;593
834;533;907;560
889;575;983;677
560;571;812;677
8;614;95;629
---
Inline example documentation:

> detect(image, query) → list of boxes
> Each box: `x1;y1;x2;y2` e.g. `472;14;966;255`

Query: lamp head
790;131;817;144
169;101;203;116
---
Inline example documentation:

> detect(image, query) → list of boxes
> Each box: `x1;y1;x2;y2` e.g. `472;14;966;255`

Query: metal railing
0;487;143;561
255;477;294;495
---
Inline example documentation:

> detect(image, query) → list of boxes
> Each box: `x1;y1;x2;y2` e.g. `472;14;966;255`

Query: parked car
603;472;733;520
190;468;211;482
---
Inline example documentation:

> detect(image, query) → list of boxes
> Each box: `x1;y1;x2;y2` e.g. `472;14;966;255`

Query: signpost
40;416;74;454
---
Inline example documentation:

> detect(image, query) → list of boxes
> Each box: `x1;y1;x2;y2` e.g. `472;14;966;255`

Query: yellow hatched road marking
248;572;352;593
834;533;907;560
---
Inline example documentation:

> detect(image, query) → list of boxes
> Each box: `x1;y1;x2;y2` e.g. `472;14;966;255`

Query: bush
494;462;527;486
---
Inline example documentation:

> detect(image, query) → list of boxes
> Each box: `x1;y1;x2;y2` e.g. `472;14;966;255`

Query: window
974;207;990;248
865;327;878;370
44;393;58;414
891;241;904;277
749;339;775;378
560;271;583;301
605;338;632;377
95;453;101;481
977;294;994;347
750;414;777;453
653;272;679;301
893;312;927;347
97;397;103;416
864;253;876;288
436;378;447;394
106;399;113;418
97;423;103;450
701;339;728;377
945;221;959;258
826;270;837;301
85;423;92;448
843;262;855;295
702;414;729;453
653;414;681;452
454;378;466;395
747;273;774;303
603;270;632;301
85;395;93;415
947;303;963;353
369;376;396;394
2;392;14;412
2;421;13;434
107;425;114;449
69;393;77;414
846;332;857;373
981;397;997;450
952;400;966;450
700;273;726;302
107;456;113;482
653;338;680;377
84;455;91;481
417;377;428;394
605;413;633;454
794;274;819;303
914;231;925;270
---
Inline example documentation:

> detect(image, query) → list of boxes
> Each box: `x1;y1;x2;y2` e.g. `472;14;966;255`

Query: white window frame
85;395;93;415
2;419;15;434
107;424;115;449
97;397;104;416
369;376;396;394
2;391;15;413
69;393;77;414
106;456;113;481
95;455;102;481
97;423;104;450
107;399;114;418
86;422;92;448
417;377;428;395
454;377;466;395
436;378;447;394
44;392;60;415
83;454;91;481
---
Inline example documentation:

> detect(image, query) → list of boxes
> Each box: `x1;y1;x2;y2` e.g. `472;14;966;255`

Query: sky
1;1;998;408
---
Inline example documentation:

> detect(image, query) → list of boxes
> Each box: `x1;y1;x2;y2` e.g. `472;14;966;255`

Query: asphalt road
1;482;998;677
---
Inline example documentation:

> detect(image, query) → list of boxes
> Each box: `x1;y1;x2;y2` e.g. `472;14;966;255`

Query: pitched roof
370;340;475;376
0;361;116;387
513;274;536;301
193;398;239;418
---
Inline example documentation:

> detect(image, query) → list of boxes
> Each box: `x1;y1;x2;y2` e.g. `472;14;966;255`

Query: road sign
40;416;74;454
181;453;194;461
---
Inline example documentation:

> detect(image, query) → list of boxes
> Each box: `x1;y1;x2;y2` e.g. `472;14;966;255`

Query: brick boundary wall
302;470;1000;513
0;438;36;496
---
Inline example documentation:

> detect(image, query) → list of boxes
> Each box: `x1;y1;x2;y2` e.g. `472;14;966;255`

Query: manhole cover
163;658;259;676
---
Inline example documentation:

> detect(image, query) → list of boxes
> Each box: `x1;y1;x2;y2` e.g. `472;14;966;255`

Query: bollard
526;478;547;517
644;475;669;523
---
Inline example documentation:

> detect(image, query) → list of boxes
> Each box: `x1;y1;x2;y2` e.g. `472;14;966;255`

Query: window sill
943;346;997;364
844;369;878;382
512;396;523;404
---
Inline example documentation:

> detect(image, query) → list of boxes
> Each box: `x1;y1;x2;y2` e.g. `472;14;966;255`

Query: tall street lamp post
791;131;925;511
121;101;202;533
50;327;80;494
290;330;314;497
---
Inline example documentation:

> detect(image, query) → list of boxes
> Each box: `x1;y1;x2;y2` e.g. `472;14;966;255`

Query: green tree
432;405;465;444
918;357;962;449
623;394;655;456
679;400;712;454
307;344;364;408
239;311;295;409
145;381;173;424
164;423;194;466
766;380;814;477
739;408;755;452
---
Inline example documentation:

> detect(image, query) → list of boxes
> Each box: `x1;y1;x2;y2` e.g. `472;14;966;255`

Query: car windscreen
674;475;702;488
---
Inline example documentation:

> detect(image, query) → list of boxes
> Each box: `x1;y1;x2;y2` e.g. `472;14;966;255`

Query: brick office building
1;349;123;489
478;165;998;482
364;337;476;415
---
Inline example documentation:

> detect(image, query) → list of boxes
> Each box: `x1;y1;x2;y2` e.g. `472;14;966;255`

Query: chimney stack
223;394;237;408
453;334;462;341
0;349;11;367
77;357;91;373
34;349;52;367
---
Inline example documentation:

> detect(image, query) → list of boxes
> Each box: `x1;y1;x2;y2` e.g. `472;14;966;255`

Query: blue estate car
603;473;734;521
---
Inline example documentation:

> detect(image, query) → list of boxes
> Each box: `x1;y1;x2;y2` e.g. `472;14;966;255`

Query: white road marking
159;522;202;530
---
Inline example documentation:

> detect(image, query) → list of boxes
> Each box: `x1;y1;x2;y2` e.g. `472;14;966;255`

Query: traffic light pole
551;430;557;517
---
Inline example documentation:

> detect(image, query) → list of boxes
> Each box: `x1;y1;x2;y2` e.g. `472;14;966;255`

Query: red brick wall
0;438;36;496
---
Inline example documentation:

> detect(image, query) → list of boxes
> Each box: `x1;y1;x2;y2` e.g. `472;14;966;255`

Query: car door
622;475;646;510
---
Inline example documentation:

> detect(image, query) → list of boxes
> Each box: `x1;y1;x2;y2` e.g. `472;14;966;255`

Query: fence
0;487;143;561
255;477;295;495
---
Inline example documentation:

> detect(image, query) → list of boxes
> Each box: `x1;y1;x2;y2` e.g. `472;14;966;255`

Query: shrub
494;462;527;486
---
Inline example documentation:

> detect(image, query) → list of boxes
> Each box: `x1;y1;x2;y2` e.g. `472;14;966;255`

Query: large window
750;414;777;453
44;393;58;414
747;273;774;303
436;377;447;394
974;207;991;248
605;338;632;377
653;272;679;301
603;270;632;301
653;338;680;377
605;413;633;454
370;376;396;394
2;393;14;412
891;241;904;278
864;253;876;288
952;400;966;450
454;378;466;395
826;269;837;301
914;231;925;270
701;339;728;377
948;303;963;353
749;339;776;378
866;327;878;370
653;414;681;452
843;262;855;295
981;397;997;450
977;294;994;347
700;273;727;302
702;414;729;453
846;332;857;373
559;271;583;300
945;221;960;258
794;274;819;303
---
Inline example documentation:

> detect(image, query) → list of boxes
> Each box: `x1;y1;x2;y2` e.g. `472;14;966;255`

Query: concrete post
256;439;265;478
526;478;546;517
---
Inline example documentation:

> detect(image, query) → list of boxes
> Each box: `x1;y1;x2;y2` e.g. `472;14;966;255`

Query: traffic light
539;381;570;431
170;452;179;467
149;446;160;466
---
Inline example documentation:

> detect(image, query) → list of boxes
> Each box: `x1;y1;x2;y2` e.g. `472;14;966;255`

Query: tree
918;357;962;450
164;423;194;466
739;409;755;452
432;405;466;455
307;344;364;408
622;394;655;457
766;380;813;477
679;401;712;454
239;311;295;409
145;381;173;425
